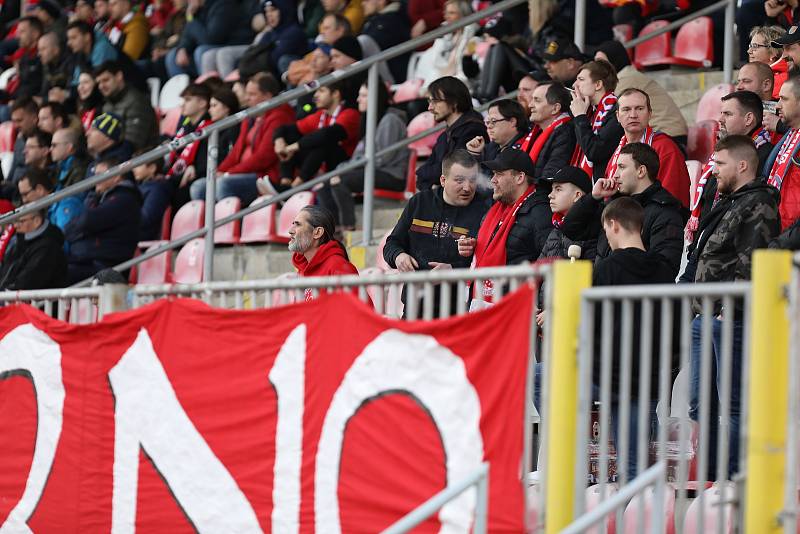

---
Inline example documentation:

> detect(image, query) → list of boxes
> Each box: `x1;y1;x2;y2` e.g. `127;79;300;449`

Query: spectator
472;17;538;103
466;98;529;169
416;76;487;191
18;167;84;234
234;0;307;80
285;14;348;87
329;35;365;104
13;17;45;100
408;0;445;39
273;80;360;193
736;61;775;104
561;143;685;279
594;40;688;144
64;157;142;283
458;149;553;299
539;166;596;263
65;21;118;84
38;102;70;134
96;60;159;150
52;126;91;191
37;32;71;100
766;75;800;230
6;97;40;189
94;0;111;30
516;71;544;112
360;0;410;83
23;129;53;175
77;71;104;131
766;0;799;30
748;25;787;97
102;0;150;60
322;81;408;230
289;205;359;299
384;149;490;315
520;82;576;182
606;88;691;208
169;0;254;77
32;0;67;40
207;86;241;159
132;149;173;241
541;37;585;87
570;59;625;181
166;83;212;207
685;91;775;247
321;0;363;34
86;112;134;175
191;72;294;205
689;135;780;479
0;208;67;290
771;25;800;75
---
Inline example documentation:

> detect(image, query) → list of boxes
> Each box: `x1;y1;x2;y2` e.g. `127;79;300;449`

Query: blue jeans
533;363;657;479
689;315;744;479
190;173;258;206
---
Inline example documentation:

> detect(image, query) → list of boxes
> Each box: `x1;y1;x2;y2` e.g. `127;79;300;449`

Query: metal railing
0;284;126;323
0;0;526;285
381;463;489;534
575;0;735;83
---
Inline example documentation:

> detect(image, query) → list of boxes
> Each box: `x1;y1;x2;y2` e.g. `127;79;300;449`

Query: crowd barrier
2;252;797;532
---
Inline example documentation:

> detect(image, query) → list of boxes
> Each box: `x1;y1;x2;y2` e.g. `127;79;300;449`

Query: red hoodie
292;240;361;301
218;103;295;178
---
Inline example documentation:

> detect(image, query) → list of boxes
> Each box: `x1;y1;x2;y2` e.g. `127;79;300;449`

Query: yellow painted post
745;249;792;533
545;259;592;534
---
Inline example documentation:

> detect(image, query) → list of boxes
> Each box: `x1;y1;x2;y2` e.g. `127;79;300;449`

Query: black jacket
65;179;142;266
505;187;553;264
416;110;488;191
533;120;576;182
571;107;624;181
384;187;491;270
560;182;686;279
0;221;67;290
538;226;597;262
360;3;411;82
770;215;800;250
475;130;527;176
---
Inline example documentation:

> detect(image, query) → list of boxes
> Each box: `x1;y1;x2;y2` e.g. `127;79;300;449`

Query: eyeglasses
484;117;509;127
748;42;772;50
18;188;33;199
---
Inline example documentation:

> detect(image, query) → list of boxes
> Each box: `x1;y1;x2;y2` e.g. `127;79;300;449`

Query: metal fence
0;284;125;323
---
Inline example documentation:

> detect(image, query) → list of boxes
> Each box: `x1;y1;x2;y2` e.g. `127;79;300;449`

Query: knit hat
91;112;123;142
332;36;363;62
594;40;631;72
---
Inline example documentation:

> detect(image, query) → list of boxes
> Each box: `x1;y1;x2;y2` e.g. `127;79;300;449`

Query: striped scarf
570;92;617;176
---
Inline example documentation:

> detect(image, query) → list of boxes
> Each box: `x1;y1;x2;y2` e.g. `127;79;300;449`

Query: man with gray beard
289;205;358;279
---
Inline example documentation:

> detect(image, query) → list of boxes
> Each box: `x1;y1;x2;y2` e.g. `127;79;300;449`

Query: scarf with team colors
166;118;212;178
520;113;572;165
607;127;656;179
768;128;800;191
569;92;617;175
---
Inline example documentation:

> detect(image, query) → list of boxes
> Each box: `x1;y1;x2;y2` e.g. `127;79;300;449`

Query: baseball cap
541;38;585;62
549;167;592;194
773;25;800;47
484;148;537;176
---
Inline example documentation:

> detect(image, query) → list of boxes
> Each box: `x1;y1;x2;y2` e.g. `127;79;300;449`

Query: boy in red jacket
273;80;361;191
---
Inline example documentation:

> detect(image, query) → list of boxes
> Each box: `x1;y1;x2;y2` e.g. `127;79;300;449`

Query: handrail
70;90;515;287
380;463;489;534
0;0;525;229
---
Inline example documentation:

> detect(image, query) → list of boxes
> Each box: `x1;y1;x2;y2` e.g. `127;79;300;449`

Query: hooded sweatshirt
257;0;309;69
292;240;359;278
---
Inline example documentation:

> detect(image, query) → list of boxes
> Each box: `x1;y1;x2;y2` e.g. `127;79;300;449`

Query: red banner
0;287;533;532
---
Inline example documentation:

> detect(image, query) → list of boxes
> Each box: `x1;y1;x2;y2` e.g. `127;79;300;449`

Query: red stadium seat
623;485;676;534
173;238;205;284
687;120;719;162
634;21;672;68
159;205;172;240
613;24;634;43
585;484;619;533
275;191;315;243
375;150;418;200
240;196;280;243
0;121;15;152
135;245;172;284
213;196;241;244
271;272;300;306
160;107;182;137
171;199;205;240
695;84;734;123
672;17;714;68
686;160;703;206
682;482;735;533
407;112;438;157
392;78;423;104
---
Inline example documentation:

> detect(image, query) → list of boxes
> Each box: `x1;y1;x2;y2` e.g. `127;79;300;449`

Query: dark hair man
519;82;576;182
765;75;800;231
95;60;158;149
415;76;488;191
466;99;529;170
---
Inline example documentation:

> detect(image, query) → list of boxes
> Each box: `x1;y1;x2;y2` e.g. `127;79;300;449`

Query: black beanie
595;40;631;72
332;36;363;62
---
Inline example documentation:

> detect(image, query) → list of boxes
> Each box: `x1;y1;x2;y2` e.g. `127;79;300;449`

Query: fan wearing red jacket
290;205;360;301
273;80;361;191
189;72;294;206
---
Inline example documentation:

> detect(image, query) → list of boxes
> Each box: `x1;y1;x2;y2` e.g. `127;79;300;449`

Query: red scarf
685;156;714;242
768;128;800;191
473;185;535;300
166;118;211;177
606;127;656;178
570;92;617;175
81;109;97;132
318;105;342;129
0;225;13;263
520;114;571;164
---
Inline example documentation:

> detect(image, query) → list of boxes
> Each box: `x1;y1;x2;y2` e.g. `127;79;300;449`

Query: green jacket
102;86;159;150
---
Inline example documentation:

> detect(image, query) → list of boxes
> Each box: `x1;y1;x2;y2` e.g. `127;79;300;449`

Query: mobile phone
763;100;778;115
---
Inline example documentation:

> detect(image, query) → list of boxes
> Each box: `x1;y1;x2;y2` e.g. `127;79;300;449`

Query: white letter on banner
0;324;65;534
315;329;485;533
108;329;262;534
268;325;306;534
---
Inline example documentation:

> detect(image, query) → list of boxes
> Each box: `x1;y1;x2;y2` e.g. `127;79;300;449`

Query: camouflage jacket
693;179;780;314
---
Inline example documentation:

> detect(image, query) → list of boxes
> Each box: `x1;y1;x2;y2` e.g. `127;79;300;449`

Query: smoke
475;170;494;192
